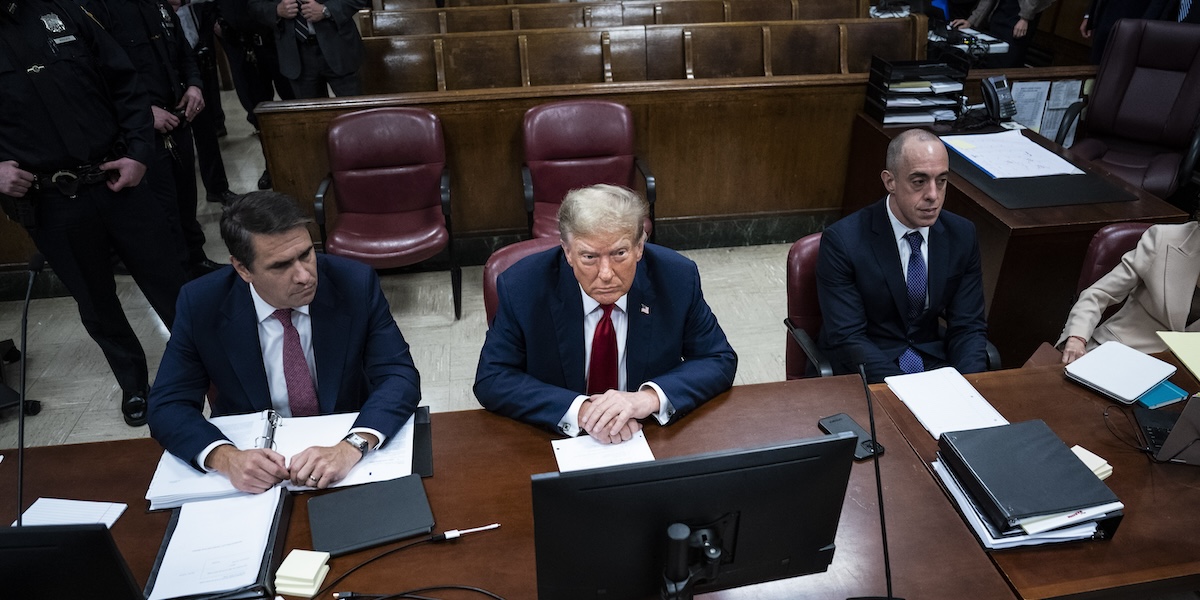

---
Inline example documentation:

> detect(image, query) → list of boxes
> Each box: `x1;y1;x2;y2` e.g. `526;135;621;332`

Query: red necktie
271;308;319;417
587;304;618;395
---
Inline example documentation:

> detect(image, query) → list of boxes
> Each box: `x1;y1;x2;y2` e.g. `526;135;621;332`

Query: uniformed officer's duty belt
33;165;107;197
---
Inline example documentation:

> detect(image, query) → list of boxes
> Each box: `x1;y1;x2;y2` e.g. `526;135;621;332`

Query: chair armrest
522;165;534;214
635;156;656;208
1055;100;1087;146
985;340;1002;371
440;169;451;217
314;175;332;248
784;317;833;378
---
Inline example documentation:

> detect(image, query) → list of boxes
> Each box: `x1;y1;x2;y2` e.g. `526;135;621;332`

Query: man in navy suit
148;192;421;493
249;0;368;98
816;129;988;383
475;185;737;444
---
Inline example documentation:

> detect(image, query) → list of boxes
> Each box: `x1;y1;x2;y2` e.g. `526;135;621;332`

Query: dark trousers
290;42;362;99
192;45;231;196
29;181;186;394
147;126;208;268
982;0;1042;68
218;29;293;129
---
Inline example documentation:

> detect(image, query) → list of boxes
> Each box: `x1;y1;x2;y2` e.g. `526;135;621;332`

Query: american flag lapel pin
641;304;650;315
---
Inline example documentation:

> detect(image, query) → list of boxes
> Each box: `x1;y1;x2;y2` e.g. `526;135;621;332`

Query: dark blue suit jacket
148;254;421;469
474;243;737;433
816;198;988;383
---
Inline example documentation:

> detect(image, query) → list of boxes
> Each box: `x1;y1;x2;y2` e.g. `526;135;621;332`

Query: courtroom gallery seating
315;107;463;319
1056;18;1200;203
522;100;655;239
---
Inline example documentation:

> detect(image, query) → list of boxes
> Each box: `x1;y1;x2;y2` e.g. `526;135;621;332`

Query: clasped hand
579;388;659;444
208;442;363;493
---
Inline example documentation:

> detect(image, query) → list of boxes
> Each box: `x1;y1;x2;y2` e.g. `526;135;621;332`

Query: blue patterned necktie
1181;0;1192;21
899;231;926;374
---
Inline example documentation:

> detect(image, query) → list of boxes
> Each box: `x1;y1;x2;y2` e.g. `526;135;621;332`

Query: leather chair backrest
785;232;822;380
484;237;562;326
524;100;636;206
327;108;446;214
1088;19;1200;149
1077;222;1152;295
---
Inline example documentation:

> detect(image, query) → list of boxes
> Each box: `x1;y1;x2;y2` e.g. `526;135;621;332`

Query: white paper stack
1071;445;1113;480
275;549;331;598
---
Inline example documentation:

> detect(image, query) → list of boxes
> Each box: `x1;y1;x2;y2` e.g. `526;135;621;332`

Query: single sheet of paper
1011;81;1050;132
552;430;655;473
885;367;1008;439
1158;331;1200;381
13;497;126;527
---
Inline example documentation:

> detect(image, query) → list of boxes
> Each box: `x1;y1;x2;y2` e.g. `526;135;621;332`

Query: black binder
938;420;1122;537
308;474;434;557
144;491;294;600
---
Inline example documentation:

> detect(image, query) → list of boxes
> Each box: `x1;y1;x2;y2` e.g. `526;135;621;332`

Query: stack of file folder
933;420;1123;549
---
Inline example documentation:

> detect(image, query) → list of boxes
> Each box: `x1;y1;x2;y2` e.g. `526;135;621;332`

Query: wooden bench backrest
360;16;925;94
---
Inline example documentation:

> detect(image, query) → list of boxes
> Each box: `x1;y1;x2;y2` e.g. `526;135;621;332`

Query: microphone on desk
848;364;905;600
15;253;44;527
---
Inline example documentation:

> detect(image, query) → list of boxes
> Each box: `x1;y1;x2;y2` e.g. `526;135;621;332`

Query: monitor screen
532;432;857;599
0;524;142;600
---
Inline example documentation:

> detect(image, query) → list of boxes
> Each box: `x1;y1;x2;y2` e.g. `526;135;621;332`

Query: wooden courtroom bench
358;17;927;93
359;0;867;36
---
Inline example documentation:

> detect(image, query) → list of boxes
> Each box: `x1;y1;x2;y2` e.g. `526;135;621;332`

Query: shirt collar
579;285;629;316
249;283;312;324
885;194;931;243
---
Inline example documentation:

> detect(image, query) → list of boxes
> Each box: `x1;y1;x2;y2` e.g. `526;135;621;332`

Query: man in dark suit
816;129;988;383
475;184;737;444
249;0;367;98
148;192;421;493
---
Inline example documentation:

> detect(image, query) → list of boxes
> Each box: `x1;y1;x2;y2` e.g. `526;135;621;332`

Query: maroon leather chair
1076;222;1153;295
482;237;561;327
522;100;655;240
1057;19;1200;201
315;107;462;319
784;233;831;379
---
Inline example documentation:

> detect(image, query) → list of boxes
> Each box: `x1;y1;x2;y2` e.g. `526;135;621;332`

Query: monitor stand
661;516;736;600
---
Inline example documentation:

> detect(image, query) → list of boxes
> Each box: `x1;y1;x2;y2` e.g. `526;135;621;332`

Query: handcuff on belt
33;165;107;198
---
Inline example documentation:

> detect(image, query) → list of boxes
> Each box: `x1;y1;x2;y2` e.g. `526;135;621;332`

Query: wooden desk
0;377;1012;599
874;365;1200;599
841;113;1188;368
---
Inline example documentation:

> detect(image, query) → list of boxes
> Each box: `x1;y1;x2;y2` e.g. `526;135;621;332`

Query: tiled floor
0;91;790;449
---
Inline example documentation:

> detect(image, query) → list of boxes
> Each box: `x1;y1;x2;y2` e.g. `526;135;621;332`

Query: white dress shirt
557;287;676;437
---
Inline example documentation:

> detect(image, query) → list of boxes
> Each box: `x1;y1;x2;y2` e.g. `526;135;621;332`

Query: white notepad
1064;341;1176;404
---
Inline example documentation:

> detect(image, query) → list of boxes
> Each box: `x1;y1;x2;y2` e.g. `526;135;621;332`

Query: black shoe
257;170;271;190
122;390;147;427
207;190;241;205
191;258;225;279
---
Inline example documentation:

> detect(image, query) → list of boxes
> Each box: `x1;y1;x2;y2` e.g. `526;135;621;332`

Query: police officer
81;0;223;279
0;0;187;426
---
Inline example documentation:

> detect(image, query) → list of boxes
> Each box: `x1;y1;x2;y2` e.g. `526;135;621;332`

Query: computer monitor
0;524;142;600
531;432;857;599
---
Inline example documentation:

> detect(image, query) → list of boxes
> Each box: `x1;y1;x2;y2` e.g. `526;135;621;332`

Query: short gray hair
557;184;647;244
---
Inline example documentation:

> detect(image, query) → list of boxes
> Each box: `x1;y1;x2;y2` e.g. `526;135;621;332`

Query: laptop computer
1065;341;1176;404
0;524;142;600
1133;397;1200;465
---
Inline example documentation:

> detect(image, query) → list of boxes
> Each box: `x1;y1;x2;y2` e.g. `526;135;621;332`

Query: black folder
308;474;434;557
145;491;293;600
938;420;1122;536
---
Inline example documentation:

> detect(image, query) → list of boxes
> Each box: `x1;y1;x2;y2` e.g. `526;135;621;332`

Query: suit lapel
1163;227;1200;330
869;200;909;321
625;260;655;392
218;281;272;413
552;252;587;392
310;260;350;413
927;219;949;311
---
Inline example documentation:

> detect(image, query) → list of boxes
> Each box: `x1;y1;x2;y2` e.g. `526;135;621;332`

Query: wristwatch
321;5;330;19
343;433;371;455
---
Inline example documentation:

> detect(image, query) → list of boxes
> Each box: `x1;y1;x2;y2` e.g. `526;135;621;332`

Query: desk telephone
982;75;1017;122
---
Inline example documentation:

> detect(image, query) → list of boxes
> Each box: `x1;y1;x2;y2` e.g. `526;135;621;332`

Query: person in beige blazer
1059;222;1200;364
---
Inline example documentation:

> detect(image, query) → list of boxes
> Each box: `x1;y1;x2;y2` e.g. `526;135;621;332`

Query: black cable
374;585;507;600
316;536;436;598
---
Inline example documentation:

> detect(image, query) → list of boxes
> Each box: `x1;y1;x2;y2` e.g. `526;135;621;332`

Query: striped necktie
899;231;926;374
